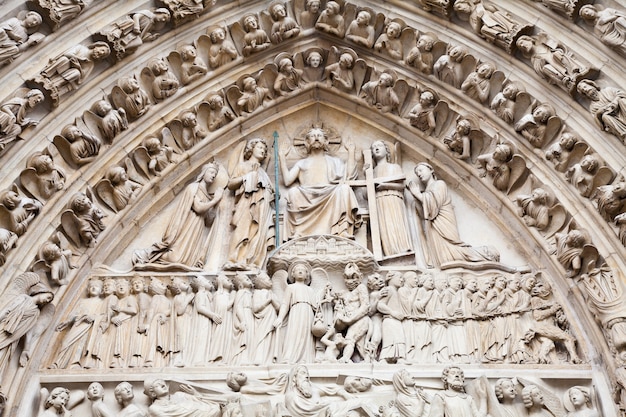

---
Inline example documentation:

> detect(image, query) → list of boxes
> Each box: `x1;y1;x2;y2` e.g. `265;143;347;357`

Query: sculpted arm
279;152;300;186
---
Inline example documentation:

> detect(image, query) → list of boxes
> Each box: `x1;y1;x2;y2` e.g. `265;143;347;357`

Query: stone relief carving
443;116;484;162
144;378;221;417
297;0;321;29
272;53;304;96
324;47;366;94
429;366;488;417
224;138;275;271
140;57;180;102
200;93;235;132
39;386;84;417
0;272;54;378
406;32;437;75
0;228;17;266
53;121;101;167
34;41;110;106
133;163;225;269
434;44;474;89
408;162;499;267
0;11;44;67
61;191;106;248
226;75;271;115
84;99;128;144
114;382;147;417
477;140;528;194
202;26;238;70
0;88;44;152
515;187;566;234
345;9;376;49
490;81;531;125
360;69;401;114
565;153;613;198
461;62;499;105
374;20;407;61
514;102;561;148
27;0;85;31
279;127;359;240
161;0;215;26
577;79;626;143
315;1;345;38
95;163;142;212
545;132;587;173
87;382;115;417
595;180;626;223
168;44;208;86
297;47;324;82
0;184;43;237
454;0;532;53
407;90;448;137
19;151;65;202
167;109;207;151
580;5;626;57
111;76;151;121
132;135;177;177
32;233;75;286
533;0;585;20
239;13;271;57
516;33;594;93
97;9;171;61
268;1;300;44
563;386;599;417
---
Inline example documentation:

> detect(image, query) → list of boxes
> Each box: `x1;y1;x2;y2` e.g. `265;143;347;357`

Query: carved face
531;281;551;298
371;140;387;160
477;63;493;78
502;83;519;99
24;12;42;28
182;112;198;127
150;379;169;398
308;1;321;13
386;272;402;288
212;28;226;43
254;273;272;289
307;52;322;68
87;383;104;400
88;281;103;297
92;45;110;60
131;278;144;293
444;367;465;390
386;23;401;39
325;2;339;15
449;276;463;291
529;387;544;405
244;15;258;30
578;81;598;100
203;166;218;184
456;119;471;135
291;264;310;283
494;276;506;289
48;389;69;409
403;272;418;288
306;128;327;150
422;275;434;290
379;73;394;87
493;144;511;162
415;164;433;183
367;274;385;291
72;193;91;213
465;278;478;292
28;91;44;107
356;11;369;25
419;91;435;105
272;4;286;19
181;46;196;60
498;379;516;400
479;278;493;293
34;292;54;305
417;35;434;51
532;106;550;123
208;95;223;109
115;382;134;403
116;279;130;297
103;279;116;295
252;141;267;161
339;53;353;69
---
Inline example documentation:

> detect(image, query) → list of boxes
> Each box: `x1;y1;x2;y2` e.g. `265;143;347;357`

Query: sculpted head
494;378;517;402
304;128;329;152
306;51;322;68
343;262;363;290
288;260;312;284
144;378;169;400
441;366;465;392
210;28;226;44
417;34;435;51
344;377;372;393
226;372;248;392
106;166;128;185
565;386;592;410
87;382;105;401
579;5;598;22
45;387;70;410
244;137;268;161
522;385;544;408
114;381;134;405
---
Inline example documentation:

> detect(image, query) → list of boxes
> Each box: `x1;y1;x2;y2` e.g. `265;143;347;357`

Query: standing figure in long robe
208;273;234;364
252;272;278;365
226;138;274;270
408;162;499;267
188;276;219;366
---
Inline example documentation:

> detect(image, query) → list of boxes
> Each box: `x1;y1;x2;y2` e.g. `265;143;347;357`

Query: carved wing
227;140;248;176
167;50;184;83
95;179;117;213
110;85;129;113
489;70;506;104
591;167;615;197
158;126;179;152
53;133;78;168
400;27;417;61
259;64;278;99
6;270;42;299
61;209;82;247
0;205;13;232
225;84;244;117
543;117;562;148
22;301;56;364
432;100;452;138
271;269;289;306
259;11;274;40
545;203;568;238
132;146;152;178
19;168;44;202
517;378;566;417
564;141;589;171
352;58;368;95
507;154;530;194
82;109;106;143
122;156;146;185
167;119;187;150
468;130;486;162
139;66;157;103
580;244;600;274
513;91;533;124
393;79;411;115
229;21;247;56
459;54;477;87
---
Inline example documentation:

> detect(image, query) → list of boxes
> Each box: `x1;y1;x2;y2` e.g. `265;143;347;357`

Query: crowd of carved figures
0;0;625;413
48;264;581;369
32;367;600;417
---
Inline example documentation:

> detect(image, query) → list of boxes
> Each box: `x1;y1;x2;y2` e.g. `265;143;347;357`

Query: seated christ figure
279;128;359;239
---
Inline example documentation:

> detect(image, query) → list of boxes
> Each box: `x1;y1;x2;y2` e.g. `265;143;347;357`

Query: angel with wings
168;110;207;150
315;1;345;37
374;20;405;60
515;103;560;148
111;76;151;121
170;44;207;85
141;57;180;101
268;1;300;44
20;152;66;201
565;154;612;198
33;234;75;286
205;27;238;70
461;62;499;105
490;81;530;125
96;164;142;212
545;133;587;173
54;122;101;167
515;188;553;231
0;186;42;236
324;47;365;94
0;272;54;378
241;14;271;57
443;116;484;162
477;141;528;194
134;135;177;177
360;69;400;114
407;90;447;137
406;33;437;74
201;94;235;131
62;191;106;248
85;99;128;144
0;228;17;266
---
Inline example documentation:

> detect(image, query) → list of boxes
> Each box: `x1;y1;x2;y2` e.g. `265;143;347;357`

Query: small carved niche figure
0;228;17;266
416;0;452;18
96;165;142;212
111;76;151;121
171;44;207;85
577;79;626;143
99;8;171;60
377;272;407;364
0;186;43;236
514;102;560;148
595;181;626;222
580;5;626;57
62;191;106;248
406;33;436;74
515;187;552;231
516;33;593;93
299;0;321;28
233;76;271;114
493;378;521;417
477;141;527;193
114;382;147;417
563;386;598;417
428;366;488;417
134;135;176;176
434;44;471;89
345;10;375;48
36;42;110;106
241;13;271;57
54;123;101;167
86;99;128;144
161;0;215;25
268;1;300;44
169;110;207;150
143;378;221;417
20;152;66;201
565;153;612;198
407;90;440;136
443;117;482;161
545;132;586;173
0;272;54;378
87;382;115;417
454;0;531;53
490;81;528;125
273;54;304;96
0;88;45;152
141;57;180;101
315;1;345;38
324;48;363;94
521;384;565;417
461;62;496;105
206;27;238;70
374;20;404;60
0;11;44;67
360;69;400;113
31;0;85;30
202;93;235;131
39;387;84;417
555;228;589;278
33;235;75;286
301;48;324;82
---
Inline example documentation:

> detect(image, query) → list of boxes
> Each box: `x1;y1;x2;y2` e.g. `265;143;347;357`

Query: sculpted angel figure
595;181;626;222
22;152;66;200
134;163;224;268
237;76;270;113
0;272;54;378
545;132;582;172
0;188;43;236
40;386;84;417
515;188;551;231
345;10;375;48
490;82;525;124
204;94;235;131
577;79;626;142
443;118;473;161
0;89;44;151
461;62;495;105
139;136;176;176
242;14;271;57
269;2;300;44
100;165;142;211
278;127;359;239
176;45;207;85
37;42;110;105
324;51;357;93
0;228;17;266
0;11;44;67
408;162;499;267
434;44;469;88
374;21;404;60
407;91;438;136
56;123;101;166
564;386;598;417
207;27;237;69
370;140;413;256
514;103;557;148
274;56;303;96
300;0;321;28
89;99;128;143
315;1;345;37
173;110;207;150
361;70;400;113
477;143;514;192
406;33;436;74
115;382;147;417
580;5;626;56
226;138;274;270
65;191;106;247
113;76;151;120
565;154;602;198
143;58;180;101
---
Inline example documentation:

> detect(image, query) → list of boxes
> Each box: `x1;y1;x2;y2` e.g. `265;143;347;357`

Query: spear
273;131;280;247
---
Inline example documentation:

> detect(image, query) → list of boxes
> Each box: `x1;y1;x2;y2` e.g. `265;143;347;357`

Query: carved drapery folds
2;0;626;415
